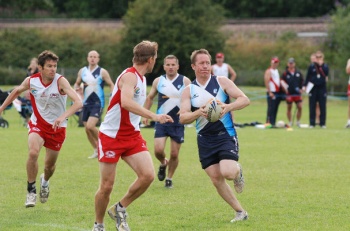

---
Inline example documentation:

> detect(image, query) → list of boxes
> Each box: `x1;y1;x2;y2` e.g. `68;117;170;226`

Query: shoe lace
118;211;129;228
27;193;35;201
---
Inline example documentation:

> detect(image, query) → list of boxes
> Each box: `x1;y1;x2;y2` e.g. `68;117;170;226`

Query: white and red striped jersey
99;67;147;139
268;68;280;92
29;73;67;129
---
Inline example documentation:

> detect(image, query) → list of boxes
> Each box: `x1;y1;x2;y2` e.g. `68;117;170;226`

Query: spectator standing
281;58;304;127
346;59;350;128
264;56;282;126
304;51;329;128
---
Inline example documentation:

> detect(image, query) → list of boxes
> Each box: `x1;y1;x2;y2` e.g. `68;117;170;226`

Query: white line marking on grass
28;223;90;231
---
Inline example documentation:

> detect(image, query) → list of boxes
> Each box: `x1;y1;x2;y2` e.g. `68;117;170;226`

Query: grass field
0;86;349;231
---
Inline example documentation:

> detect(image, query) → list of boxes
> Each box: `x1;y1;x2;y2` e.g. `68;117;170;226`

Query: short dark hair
37;50;59;67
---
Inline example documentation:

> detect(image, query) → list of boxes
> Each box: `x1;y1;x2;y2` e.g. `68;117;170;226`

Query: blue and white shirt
156;74;185;126
190;75;235;136
81;66;105;107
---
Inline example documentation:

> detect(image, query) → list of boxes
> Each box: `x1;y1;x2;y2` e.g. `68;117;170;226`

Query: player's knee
139;171;155;185
28;148;40;160
221;167;239;181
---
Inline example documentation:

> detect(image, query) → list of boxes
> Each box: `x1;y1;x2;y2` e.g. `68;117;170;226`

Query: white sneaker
88;150;98;159
39;173;49;203
108;204;130;231
230;211;248;223
92;223;105;231
233;163;244;194
25;192;37;208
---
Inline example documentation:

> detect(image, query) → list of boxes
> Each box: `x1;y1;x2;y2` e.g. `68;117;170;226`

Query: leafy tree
116;0;226;81
327;5;350;70
212;0;338;18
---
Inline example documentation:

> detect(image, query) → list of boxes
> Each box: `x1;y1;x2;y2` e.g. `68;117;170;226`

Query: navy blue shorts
82;104;102;122
154;124;184;144
197;134;239;169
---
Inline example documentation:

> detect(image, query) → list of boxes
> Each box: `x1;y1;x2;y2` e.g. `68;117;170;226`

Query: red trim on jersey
268;68;280;92
29;75;55;130
57;76;67;95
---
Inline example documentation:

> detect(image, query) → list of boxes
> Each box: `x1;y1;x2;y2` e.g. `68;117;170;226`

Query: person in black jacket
281;58;304;127
303;51;328;128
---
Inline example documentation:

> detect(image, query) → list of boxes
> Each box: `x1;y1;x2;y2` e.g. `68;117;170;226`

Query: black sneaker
165;179;173;188
157;165;166;181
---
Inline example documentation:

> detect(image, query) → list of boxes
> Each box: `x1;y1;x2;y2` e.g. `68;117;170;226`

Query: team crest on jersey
31;88;38;95
177;85;181;89
213;89;218;94
134;86;141;98
50;93;59;98
191;93;199;99
296;73;300;77
105;151;116;158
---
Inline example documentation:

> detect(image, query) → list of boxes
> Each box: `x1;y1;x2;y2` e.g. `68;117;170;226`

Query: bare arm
101;68;114;93
74;69;83;90
218;77;250;115
142;77;159;125
0;77;29;114
346;59;350;75
52;77;83;130
179;86;206;124
228;64;237;82
264;69;275;99
120;73;173;124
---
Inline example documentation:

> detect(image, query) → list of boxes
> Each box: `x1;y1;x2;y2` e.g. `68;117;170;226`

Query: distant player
143;55;191;188
180;49;250;223
211;52;237;82
281;58;304;127
0;50;82;208
75;50;114;158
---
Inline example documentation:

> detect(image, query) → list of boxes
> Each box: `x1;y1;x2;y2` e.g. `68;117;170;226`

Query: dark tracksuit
304;63;329;126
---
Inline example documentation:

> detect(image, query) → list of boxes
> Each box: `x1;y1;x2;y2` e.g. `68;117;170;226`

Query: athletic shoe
92;223;105;231
157;165;166;181
88;150;98;159
39;173;49;203
25;192;37;207
346;124;350;128
108;204;130;231
309;125;314;128
165;179;173;188
321;125;326;129
233;163;244;194
230;211;248;223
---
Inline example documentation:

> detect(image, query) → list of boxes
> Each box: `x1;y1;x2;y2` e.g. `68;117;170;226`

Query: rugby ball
204;98;222;122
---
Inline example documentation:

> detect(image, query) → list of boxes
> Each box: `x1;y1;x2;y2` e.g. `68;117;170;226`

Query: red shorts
28;121;66;151
98;132;148;163
286;95;302;104
347;84;350;96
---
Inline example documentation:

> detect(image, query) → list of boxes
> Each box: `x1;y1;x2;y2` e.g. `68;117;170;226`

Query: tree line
1;0;349;18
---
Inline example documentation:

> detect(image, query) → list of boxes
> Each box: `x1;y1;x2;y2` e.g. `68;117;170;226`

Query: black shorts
154;124;184;144
198;134;239;169
82;104;102;122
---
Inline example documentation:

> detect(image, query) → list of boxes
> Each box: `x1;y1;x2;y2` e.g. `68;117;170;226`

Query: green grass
0;86;349;231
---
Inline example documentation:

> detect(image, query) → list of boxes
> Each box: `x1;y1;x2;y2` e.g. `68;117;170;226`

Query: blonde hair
132;41;158;65
190;49;211;64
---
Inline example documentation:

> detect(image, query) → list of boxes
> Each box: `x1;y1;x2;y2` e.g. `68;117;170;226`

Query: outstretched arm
142;77;159;125
0;77;29;114
120;73;173;124
53;77;83;130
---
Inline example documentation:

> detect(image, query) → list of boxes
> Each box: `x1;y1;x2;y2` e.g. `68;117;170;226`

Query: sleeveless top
29;73;67;128
81;66;105;107
99;67;146;139
156;74;185;126
212;63;229;78
190;75;235;137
